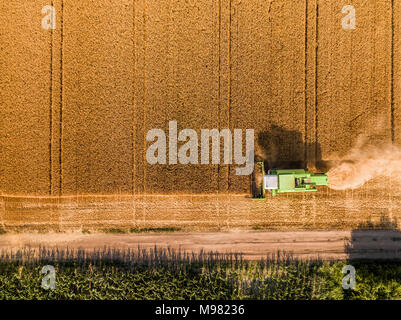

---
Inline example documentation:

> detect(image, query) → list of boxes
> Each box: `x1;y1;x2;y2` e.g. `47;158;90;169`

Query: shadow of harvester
250;125;327;197
346;215;401;261
257;124;329;170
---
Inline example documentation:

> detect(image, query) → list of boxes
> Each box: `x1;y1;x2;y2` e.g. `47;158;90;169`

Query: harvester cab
252;162;329;199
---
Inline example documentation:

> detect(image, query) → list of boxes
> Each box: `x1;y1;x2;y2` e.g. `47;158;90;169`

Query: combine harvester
252;162;329;199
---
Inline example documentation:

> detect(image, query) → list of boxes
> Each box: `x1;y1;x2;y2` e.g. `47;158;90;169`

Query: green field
0;247;400;300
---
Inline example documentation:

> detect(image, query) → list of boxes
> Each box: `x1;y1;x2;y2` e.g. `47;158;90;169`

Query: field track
1;189;401;232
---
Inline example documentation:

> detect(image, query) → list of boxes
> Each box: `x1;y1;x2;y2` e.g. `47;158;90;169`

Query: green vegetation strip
0;247;400;300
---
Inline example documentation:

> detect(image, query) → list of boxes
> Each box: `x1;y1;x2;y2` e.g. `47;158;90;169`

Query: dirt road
1;230;401;260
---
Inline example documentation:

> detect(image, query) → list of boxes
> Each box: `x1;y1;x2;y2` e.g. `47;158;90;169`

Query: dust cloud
328;134;401;190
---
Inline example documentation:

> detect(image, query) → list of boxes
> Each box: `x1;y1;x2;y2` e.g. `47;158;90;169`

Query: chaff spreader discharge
252;162;329;199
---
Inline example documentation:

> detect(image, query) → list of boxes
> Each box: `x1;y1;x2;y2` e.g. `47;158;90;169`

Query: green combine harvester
253;162;329;199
